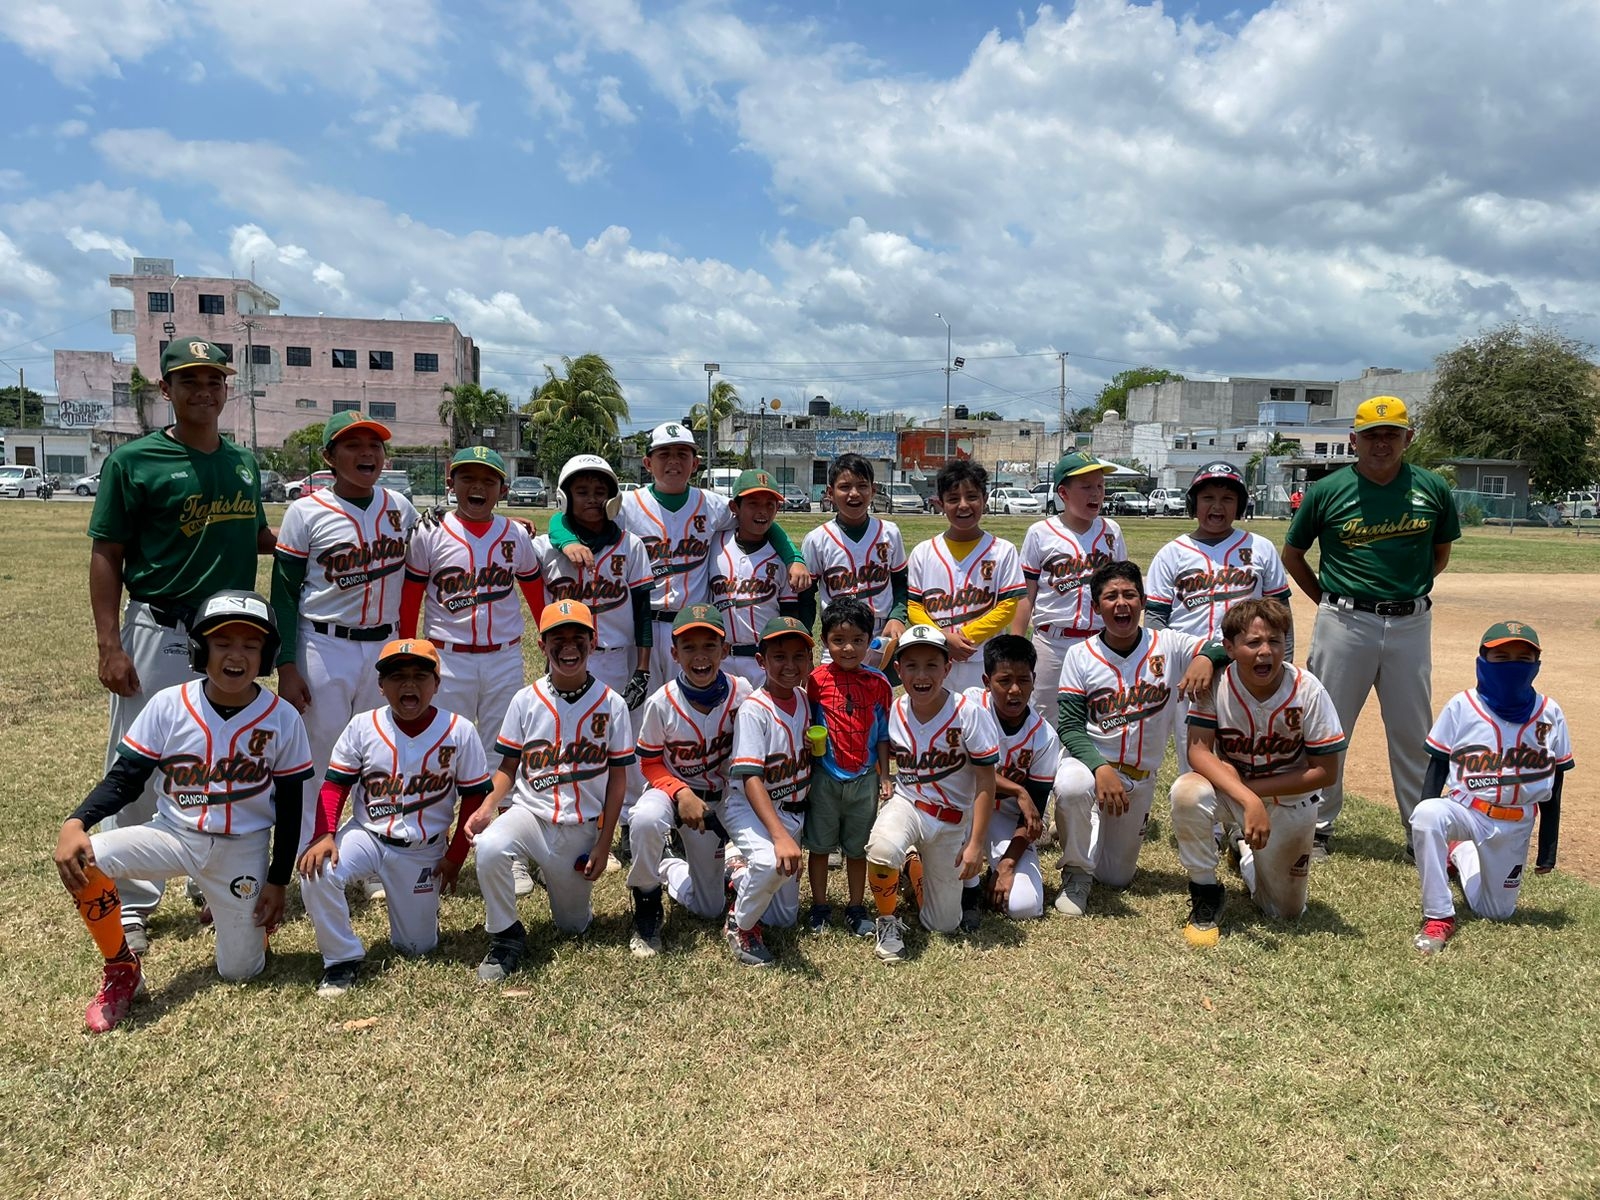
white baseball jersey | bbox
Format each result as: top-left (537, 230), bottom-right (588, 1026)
top-left (1187, 664), bottom-right (1347, 800)
top-left (729, 688), bottom-right (814, 808)
top-left (709, 531), bottom-right (796, 647)
top-left (964, 687), bottom-right (1061, 817)
top-left (495, 679), bottom-right (634, 824)
top-left (886, 691), bottom-right (1001, 815)
top-left (1058, 628), bottom-right (1209, 775)
top-left (536, 529), bottom-right (653, 651)
top-left (1020, 516), bottom-right (1126, 632)
top-left (118, 680), bottom-right (313, 836)
top-left (907, 532), bottom-right (1026, 630)
top-left (278, 488), bottom-right (419, 626)
top-left (405, 514), bottom-right (540, 647)
top-left (326, 706), bottom-right (493, 843)
top-left (1146, 531), bottom-right (1291, 639)
top-left (621, 486), bottom-right (735, 612)
top-left (638, 675), bottom-right (754, 797)
top-left (801, 517), bottom-right (907, 630)
top-left (1425, 691), bottom-right (1574, 810)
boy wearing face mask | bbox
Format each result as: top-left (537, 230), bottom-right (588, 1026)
top-left (1409, 621), bottom-right (1573, 955)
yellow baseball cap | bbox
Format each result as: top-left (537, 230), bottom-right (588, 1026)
top-left (1352, 396), bottom-right (1410, 431)
top-left (539, 599), bottom-right (596, 634)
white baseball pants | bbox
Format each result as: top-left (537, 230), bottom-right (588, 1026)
top-left (437, 645), bottom-right (525, 762)
top-left (1054, 759), bottom-right (1156, 889)
top-left (588, 645), bottom-right (635, 695)
top-left (1029, 629), bottom-right (1092, 723)
top-left (986, 809), bottom-right (1045, 920)
top-left (474, 807), bottom-right (602, 934)
top-left (295, 628), bottom-right (386, 845)
top-left (627, 787), bottom-right (727, 920)
top-left (300, 824), bottom-right (446, 966)
top-left (864, 795), bottom-right (971, 934)
top-left (724, 795), bottom-right (803, 931)
top-left (943, 655), bottom-right (984, 694)
top-left (1412, 797), bottom-right (1535, 921)
top-left (91, 817), bottom-right (270, 981)
top-left (1169, 773), bottom-right (1318, 919)
top-left (721, 655), bottom-right (766, 688)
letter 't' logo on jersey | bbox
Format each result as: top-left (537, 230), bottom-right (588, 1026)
top-left (438, 746), bottom-right (455, 769)
top-left (611, 556), bottom-right (624, 576)
top-left (1536, 722), bottom-right (1551, 746)
top-left (946, 730), bottom-right (961, 749)
top-left (877, 542), bottom-right (889, 563)
top-left (501, 542), bottom-right (515, 563)
top-left (1017, 749), bottom-right (1033, 771)
top-left (981, 560), bottom-right (994, 581)
top-left (388, 511), bottom-right (402, 531)
top-left (1239, 547), bottom-right (1253, 565)
top-left (592, 713), bottom-right (609, 738)
top-left (694, 515), bottom-right (706, 534)
top-left (1149, 655), bottom-right (1165, 679)
top-left (1285, 707), bottom-right (1302, 731)
top-left (248, 729), bottom-right (274, 755)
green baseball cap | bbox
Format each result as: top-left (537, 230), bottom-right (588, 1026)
top-left (160, 337), bottom-right (236, 378)
top-left (732, 469), bottom-right (783, 502)
top-left (1481, 620), bottom-right (1540, 652)
top-left (758, 615), bottom-right (813, 647)
top-left (449, 446), bottom-right (508, 481)
top-left (1053, 450), bottom-right (1117, 486)
top-left (672, 604), bottom-right (727, 639)
top-left (322, 410), bottom-right (393, 448)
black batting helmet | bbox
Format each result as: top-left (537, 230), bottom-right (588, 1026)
top-left (1186, 461), bottom-right (1248, 517)
top-left (187, 590), bottom-right (281, 674)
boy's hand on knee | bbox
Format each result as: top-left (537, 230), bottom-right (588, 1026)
top-left (434, 858), bottom-right (463, 895)
top-left (253, 883), bottom-right (285, 931)
top-left (53, 820), bottom-right (95, 892)
top-left (1240, 795), bottom-right (1272, 850)
top-left (580, 844), bottom-right (609, 881)
top-left (297, 834), bottom-right (337, 879)
top-left (676, 789), bottom-right (706, 831)
top-left (988, 860), bottom-right (1014, 908)
top-left (775, 832), bottom-right (802, 876)
top-left (464, 804), bottom-right (496, 842)
top-left (955, 841), bottom-right (984, 880)
top-left (1094, 765), bottom-right (1129, 816)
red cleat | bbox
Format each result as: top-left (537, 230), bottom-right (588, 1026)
top-left (1413, 916), bottom-right (1457, 956)
top-left (85, 961), bottom-right (145, 1033)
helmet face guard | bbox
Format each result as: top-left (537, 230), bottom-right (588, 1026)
top-left (187, 590), bottom-right (280, 674)
top-left (1186, 462), bottom-right (1249, 518)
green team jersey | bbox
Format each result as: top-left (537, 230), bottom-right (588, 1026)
top-left (1285, 462), bottom-right (1460, 601)
top-left (87, 427), bottom-right (266, 607)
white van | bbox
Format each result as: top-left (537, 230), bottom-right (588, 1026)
top-left (703, 468), bottom-right (741, 497)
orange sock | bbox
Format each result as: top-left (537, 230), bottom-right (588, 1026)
top-left (904, 851), bottom-right (925, 909)
top-left (868, 864), bottom-right (900, 916)
top-left (72, 865), bottom-right (135, 963)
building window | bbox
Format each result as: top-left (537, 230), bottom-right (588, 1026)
top-left (1306, 388), bottom-right (1333, 405)
top-left (775, 466), bottom-right (795, 484)
top-left (198, 293), bottom-right (225, 315)
top-left (369, 401), bottom-right (397, 420)
top-left (147, 292), bottom-right (171, 313)
top-left (414, 352), bottom-right (439, 373)
top-left (1173, 438), bottom-right (1185, 449)
top-left (1235, 440), bottom-right (1248, 451)
top-left (332, 399), bottom-right (361, 413)
top-left (332, 349), bottom-right (357, 369)
top-left (369, 350), bottom-right (394, 371)
top-left (113, 382), bottom-right (130, 407)
top-left (213, 342), bottom-right (233, 362)
top-left (46, 453), bottom-right (88, 476)
top-left (158, 339), bottom-right (170, 359)
top-left (1314, 442), bottom-right (1328, 456)
top-left (1481, 474), bottom-right (1508, 496)
top-left (286, 346), bottom-right (312, 367)
top-left (250, 344), bottom-right (271, 366)
top-left (1268, 387), bottom-right (1296, 403)
top-left (295, 398), bottom-right (318, 409)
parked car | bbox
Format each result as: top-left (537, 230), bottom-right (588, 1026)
top-left (73, 472), bottom-right (102, 496)
top-left (780, 487), bottom-right (810, 513)
top-left (1106, 490), bottom-right (1151, 516)
top-left (990, 486), bottom-right (1042, 515)
top-left (258, 470), bottom-right (287, 502)
top-left (378, 469), bottom-right (413, 501)
top-left (286, 471), bottom-right (335, 500)
top-left (1558, 490), bottom-right (1597, 519)
top-left (1146, 487), bottom-right (1187, 516)
top-left (618, 481), bottom-right (642, 496)
top-left (1030, 483), bottom-right (1058, 515)
top-left (507, 476), bottom-right (548, 506)
top-left (872, 482), bottom-right (925, 514)
top-left (0, 464), bottom-right (51, 498)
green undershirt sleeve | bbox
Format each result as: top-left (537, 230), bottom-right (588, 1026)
top-left (1058, 692), bottom-right (1107, 771)
top-left (270, 552), bottom-right (308, 666)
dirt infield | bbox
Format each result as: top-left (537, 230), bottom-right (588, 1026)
top-left (1286, 574), bottom-right (1599, 882)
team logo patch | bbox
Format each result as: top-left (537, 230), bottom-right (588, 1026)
top-left (414, 868), bottom-right (435, 895)
top-left (592, 713), bottom-right (610, 738)
top-left (1017, 749), bottom-right (1033, 771)
top-left (946, 730), bottom-right (961, 749)
top-left (248, 729), bottom-right (275, 755)
top-left (1285, 707), bottom-right (1303, 731)
top-left (693, 515), bottom-right (706, 534)
top-left (1505, 864), bottom-right (1524, 889)
top-left (501, 542), bottom-right (515, 563)
top-left (237, 465), bottom-right (254, 485)
top-left (1536, 722), bottom-right (1551, 746)
top-left (1290, 853), bottom-right (1310, 878)
top-left (229, 875), bottom-right (260, 900)
top-left (766, 562), bottom-right (778, 581)
top-left (981, 560), bottom-right (995, 581)
top-left (611, 557), bottom-right (624, 576)
top-left (439, 746), bottom-right (455, 769)
top-left (388, 511), bottom-right (402, 531)
top-left (1239, 547), bottom-right (1252, 565)
top-left (1149, 655), bottom-right (1165, 679)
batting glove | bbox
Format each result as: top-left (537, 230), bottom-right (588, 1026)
top-left (622, 670), bottom-right (650, 710)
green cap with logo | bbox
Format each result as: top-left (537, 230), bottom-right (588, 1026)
top-left (1053, 450), bottom-right (1117, 486)
top-left (160, 337), bottom-right (237, 379)
top-left (449, 446), bottom-right (508, 481)
top-left (672, 604), bottom-right (727, 639)
top-left (1481, 620), bottom-right (1540, 653)
top-left (733, 469), bottom-right (783, 501)
top-left (322, 410), bottom-right (393, 448)
top-left (758, 615), bottom-right (814, 648)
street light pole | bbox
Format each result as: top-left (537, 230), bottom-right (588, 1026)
top-left (703, 362), bottom-right (719, 480)
top-left (935, 313), bottom-right (951, 462)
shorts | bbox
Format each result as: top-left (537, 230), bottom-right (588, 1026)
top-left (802, 770), bottom-right (879, 859)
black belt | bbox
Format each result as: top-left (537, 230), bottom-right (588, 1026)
top-left (143, 601), bottom-right (198, 629)
top-left (729, 645), bottom-right (760, 658)
top-left (376, 831), bottom-right (443, 849)
top-left (779, 800), bottom-right (809, 815)
top-left (673, 788), bottom-right (724, 808)
top-left (651, 609), bottom-right (678, 623)
top-left (1325, 594), bottom-right (1432, 618)
top-left (310, 620), bottom-right (394, 642)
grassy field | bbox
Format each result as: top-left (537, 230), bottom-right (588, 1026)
top-left (4, 503), bottom-right (1600, 1199)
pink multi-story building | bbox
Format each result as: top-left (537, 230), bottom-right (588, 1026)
top-left (90, 256), bottom-right (477, 450)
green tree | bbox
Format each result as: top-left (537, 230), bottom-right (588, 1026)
top-left (973, 409), bottom-right (1004, 421)
top-left (128, 366), bottom-right (155, 433)
top-left (688, 379), bottom-right (741, 434)
top-left (281, 420), bottom-right (326, 474)
top-left (525, 354), bottom-right (630, 443)
top-left (536, 417), bottom-right (617, 481)
top-left (1420, 320), bottom-right (1600, 496)
top-left (1246, 433), bottom-right (1302, 485)
top-left (0, 385), bottom-right (45, 428)
top-left (438, 382), bottom-right (511, 450)
top-left (1095, 367), bottom-right (1184, 419)
top-left (1067, 405), bottom-right (1100, 433)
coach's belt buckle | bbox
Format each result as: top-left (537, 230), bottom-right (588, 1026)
top-left (1374, 600), bottom-right (1414, 617)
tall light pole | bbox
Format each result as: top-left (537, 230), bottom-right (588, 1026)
top-left (935, 313), bottom-right (951, 462)
top-left (703, 362), bottom-right (719, 479)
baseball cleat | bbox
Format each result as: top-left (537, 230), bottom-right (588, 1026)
top-left (806, 903), bottom-right (833, 935)
top-left (121, 917), bottom-right (149, 957)
top-left (1414, 916), bottom-right (1457, 955)
top-left (316, 959), bottom-right (361, 998)
top-left (85, 961), bottom-right (145, 1034)
top-left (1183, 881), bottom-right (1226, 948)
top-left (629, 887), bottom-right (664, 958)
top-left (844, 904), bottom-right (875, 938)
top-left (477, 927), bottom-right (527, 983)
top-left (1310, 831), bottom-right (1332, 862)
top-left (512, 858), bottom-right (541, 897)
top-left (874, 915), bottom-right (907, 964)
top-left (725, 917), bottom-right (775, 967)
top-left (959, 889), bottom-right (982, 934)
top-left (362, 877), bottom-right (387, 904)
top-left (1054, 870), bottom-right (1093, 917)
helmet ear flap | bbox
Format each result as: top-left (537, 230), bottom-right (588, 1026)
top-left (188, 633), bottom-right (208, 673)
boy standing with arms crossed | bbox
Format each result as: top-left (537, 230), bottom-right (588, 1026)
top-left (709, 469), bottom-right (801, 684)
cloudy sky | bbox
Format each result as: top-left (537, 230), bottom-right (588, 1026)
top-left (2, 0), bottom-right (1596, 431)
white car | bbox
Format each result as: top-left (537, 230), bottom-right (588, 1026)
top-left (872, 482), bottom-right (924, 514)
top-left (1559, 490), bottom-right (1597, 519)
top-left (990, 486), bottom-right (1043, 515)
top-left (0, 464), bottom-right (50, 498)
top-left (74, 473), bottom-right (102, 496)
top-left (1030, 483), bottom-right (1058, 515)
top-left (1146, 487), bottom-right (1187, 516)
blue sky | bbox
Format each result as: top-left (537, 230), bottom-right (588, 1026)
top-left (2, 0), bottom-right (1597, 432)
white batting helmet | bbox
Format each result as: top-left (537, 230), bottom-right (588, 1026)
top-left (555, 454), bottom-right (623, 519)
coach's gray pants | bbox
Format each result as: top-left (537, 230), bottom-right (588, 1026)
top-left (103, 601), bottom-right (203, 920)
top-left (1304, 600), bottom-right (1433, 839)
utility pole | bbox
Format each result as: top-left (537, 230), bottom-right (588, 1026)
top-left (703, 363), bottom-right (719, 477)
top-left (244, 320), bottom-right (257, 453)
top-left (935, 313), bottom-right (951, 462)
top-left (1057, 351), bottom-right (1068, 462)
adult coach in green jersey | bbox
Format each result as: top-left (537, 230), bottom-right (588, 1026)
top-left (87, 337), bottom-right (276, 950)
top-left (1282, 396), bottom-right (1460, 859)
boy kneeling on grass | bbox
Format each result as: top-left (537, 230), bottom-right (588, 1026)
top-left (1170, 599), bottom-right (1346, 947)
top-left (1409, 620), bottom-right (1573, 955)
top-left (53, 591), bottom-right (312, 1032)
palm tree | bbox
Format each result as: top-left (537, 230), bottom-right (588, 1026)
top-left (525, 354), bottom-right (630, 440)
top-left (688, 379), bottom-right (741, 465)
top-left (438, 382), bottom-right (511, 449)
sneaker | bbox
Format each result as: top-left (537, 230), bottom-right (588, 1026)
top-left (476, 926), bottom-right (527, 983)
top-left (121, 917), bottom-right (149, 957)
top-left (1414, 915), bottom-right (1456, 955)
top-left (316, 959), bottom-right (362, 998)
top-left (1183, 881), bottom-right (1226, 948)
top-left (844, 904), bottom-right (875, 937)
top-left (613, 820), bottom-right (633, 867)
top-left (363, 877), bottom-right (387, 904)
top-left (629, 887), bottom-right (664, 959)
top-left (1310, 830), bottom-right (1331, 862)
top-left (959, 890), bottom-right (982, 934)
top-left (512, 858), bottom-right (540, 897)
top-left (85, 961), bottom-right (145, 1034)
top-left (807, 902), bottom-right (833, 935)
top-left (874, 914), bottom-right (907, 964)
top-left (726, 916), bottom-right (775, 967)
top-left (1054, 870), bottom-right (1093, 917)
